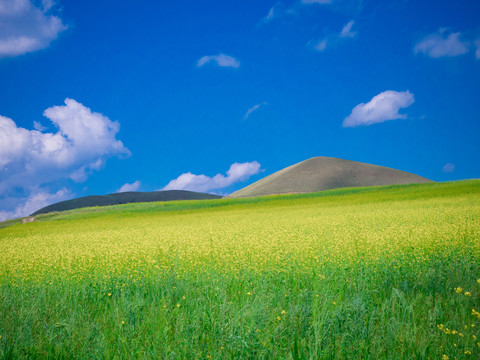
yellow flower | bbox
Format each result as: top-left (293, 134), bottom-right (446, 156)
top-left (455, 287), bottom-right (463, 293)
top-left (477, 279), bottom-right (480, 285)
top-left (281, 310), bottom-right (287, 315)
top-left (464, 291), bottom-right (472, 296)
top-left (176, 303), bottom-right (181, 308)
top-left (465, 350), bottom-right (471, 355)
top-left (121, 321), bottom-right (125, 325)
top-left (277, 316), bottom-right (281, 321)
top-left (108, 292), bottom-right (112, 296)
top-left (442, 355), bottom-right (449, 360)
top-left (247, 292), bottom-right (252, 296)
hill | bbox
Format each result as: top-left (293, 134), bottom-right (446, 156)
top-left (229, 156), bottom-right (433, 198)
top-left (31, 190), bottom-right (222, 216)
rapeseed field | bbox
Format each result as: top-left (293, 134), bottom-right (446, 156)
top-left (0, 181), bottom-right (479, 359)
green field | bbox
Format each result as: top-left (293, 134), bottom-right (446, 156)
top-left (1, 181), bottom-right (480, 359)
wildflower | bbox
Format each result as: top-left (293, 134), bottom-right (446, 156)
top-left (121, 321), bottom-right (125, 325)
top-left (281, 310), bottom-right (287, 315)
top-left (442, 355), bottom-right (449, 360)
top-left (277, 316), bottom-right (281, 320)
top-left (176, 303), bottom-right (181, 308)
top-left (455, 287), bottom-right (463, 294)
top-left (108, 293), bottom-right (112, 296)
top-left (465, 350), bottom-right (471, 355)
top-left (477, 279), bottom-right (480, 285)
top-left (247, 292), bottom-right (252, 296)
top-left (464, 292), bottom-right (472, 296)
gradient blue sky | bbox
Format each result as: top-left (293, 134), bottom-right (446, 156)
top-left (0, 0), bottom-right (479, 220)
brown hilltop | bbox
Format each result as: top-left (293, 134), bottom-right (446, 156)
top-left (229, 157), bottom-right (433, 198)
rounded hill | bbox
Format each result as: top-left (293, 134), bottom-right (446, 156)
top-left (31, 190), bottom-right (222, 216)
top-left (229, 157), bottom-right (433, 198)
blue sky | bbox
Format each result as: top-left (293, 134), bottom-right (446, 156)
top-left (0, 0), bottom-right (479, 220)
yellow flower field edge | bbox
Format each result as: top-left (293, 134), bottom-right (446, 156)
top-left (0, 180), bottom-right (479, 358)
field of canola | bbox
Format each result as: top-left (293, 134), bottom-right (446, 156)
top-left (1, 180), bottom-right (480, 359)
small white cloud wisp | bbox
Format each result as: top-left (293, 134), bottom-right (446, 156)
top-left (0, 0), bottom-right (67, 57)
top-left (244, 102), bottom-right (267, 120)
top-left (340, 21), bottom-right (357, 38)
top-left (414, 29), bottom-right (469, 58)
top-left (117, 180), bottom-right (141, 193)
top-left (197, 54), bottom-right (240, 68)
top-left (163, 161), bottom-right (262, 193)
top-left (442, 163), bottom-right (455, 173)
top-left (343, 90), bottom-right (415, 128)
top-left (311, 19), bottom-right (356, 52)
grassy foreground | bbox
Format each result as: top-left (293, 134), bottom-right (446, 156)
top-left (1, 181), bottom-right (479, 359)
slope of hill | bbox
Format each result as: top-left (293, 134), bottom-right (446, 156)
top-left (230, 156), bottom-right (433, 198)
top-left (31, 190), bottom-right (222, 216)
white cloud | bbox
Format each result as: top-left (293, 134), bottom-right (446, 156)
top-left (310, 19), bottom-right (357, 52)
top-left (262, 3), bottom-right (279, 23)
top-left (343, 90), bottom-right (415, 128)
top-left (244, 102), bottom-right (267, 120)
top-left (313, 39), bottom-right (327, 52)
top-left (442, 163), bottom-right (455, 173)
top-left (163, 161), bottom-right (262, 193)
top-left (414, 29), bottom-right (469, 58)
top-left (302, 0), bottom-right (332, 4)
top-left (340, 20), bottom-right (356, 38)
top-left (197, 54), bottom-right (240, 68)
top-left (0, 188), bottom-right (71, 221)
top-left (0, 0), bottom-right (67, 57)
top-left (117, 180), bottom-right (141, 193)
top-left (0, 99), bottom-right (130, 220)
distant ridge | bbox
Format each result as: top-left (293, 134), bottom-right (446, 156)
top-left (32, 190), bottom-right (222, 216)
top-left (229, 157), bottom-right (433, 198)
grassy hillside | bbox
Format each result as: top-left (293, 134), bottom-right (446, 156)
top-left (31, 190), bottom-right (222, 216)
top-left (230, 156), bottom-right (432, 198)
top-left (1, 180), bottom-right (479, 359)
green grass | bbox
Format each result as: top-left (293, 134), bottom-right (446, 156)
top-left (0, 180), bottom-right (479, 359)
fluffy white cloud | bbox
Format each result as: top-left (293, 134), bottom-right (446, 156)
top-left (340, 20), bottom-right (356, 38)
top-left (442, 163), bottom-right (455, 173)
top-left (117, 180), bottom-right (141, 193)
top-left (197, 54), bottom-right (240, 68)
top-left (0, 99), bottom-right (130, 220)
top-left (343, 90), bottom-right (414, 128)
top-left (0, 188), bottom-right (71, 221)
top-left (163, 161), bottom-right (261, 193)
top-left (0, 0), bottom-right (67, 57)
top-left (244, 102), bottom-right (267, 120)
top-left (414, 29), bottom-right (469, 58)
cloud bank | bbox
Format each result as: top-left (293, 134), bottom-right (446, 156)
top-left (0, 98), bottom-right (130, 220)
top-left (117, 180), bottom-right (141, 193)
top-left (0, 0), bottom-right (67, 57)
top-left (163, 161), bottom-right (261, 193)
top-left (414, 29), bottom-right (469, 58)
top-left (343, 90), bottom-right (414, 127)
top-left (197, 54), bottom-right (240, 68)
top-left (0, 188), bottom-right (70, 221)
